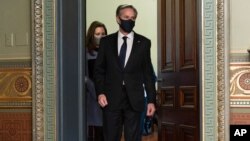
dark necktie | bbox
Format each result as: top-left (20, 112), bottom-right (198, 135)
top-left (119, 36), bottom-right (127, 68)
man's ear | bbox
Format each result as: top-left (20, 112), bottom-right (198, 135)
top-left (116, 16), bottom-right (120, 24)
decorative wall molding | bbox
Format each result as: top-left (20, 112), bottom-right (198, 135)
top-left (203, 0), bottom-right (218, 140)
top-left (217, 0), bottom-right (228, 140)
top-left (230, 53), bottom-right (249, 62)
top-left (0, 60), bottom-right (31, 68)
top-left (32, 0), bottom-right (44, 140)
top-left (44, 0), bottom-right (56, 140)
top-left (33, 0), bottom-right (56, 140)
top-left (0, 68), bottom-right (32, 100)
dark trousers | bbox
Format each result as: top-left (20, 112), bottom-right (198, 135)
top-left (88, 126), bottom-right (104, 141)
top-left (103, 86), bottom-right (142, 141)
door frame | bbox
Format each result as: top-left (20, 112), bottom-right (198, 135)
top-left (32, 0), bottom-right (87, 141)
top-left (198, 0), bottom-right (230, 140)
top-left (32, 0), bottom-right (229, 140)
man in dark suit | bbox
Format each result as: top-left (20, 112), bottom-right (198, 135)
top-left (94, 4), bottom-right (156, 141)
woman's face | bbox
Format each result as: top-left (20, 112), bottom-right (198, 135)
top-left (94, 27), bottom-right (106, 46)
top-left (94, 27), bottom-right (106, 37)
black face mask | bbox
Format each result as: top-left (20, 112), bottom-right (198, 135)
top-left (119, 18), bottom-right (135, 33)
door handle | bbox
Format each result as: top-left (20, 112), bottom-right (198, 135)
top-left (157, 78), bottom-right (163, 82)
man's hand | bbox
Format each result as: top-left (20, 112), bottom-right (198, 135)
top-left (147, 103), bottom-right (156, 117)
top-left (98, 94), bottom-right (108, 107)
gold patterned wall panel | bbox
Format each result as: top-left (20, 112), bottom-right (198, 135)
top-left (230, 63), bottom-right (250, 107)
top-left (0, 68), bottom-right (32, 140)
top-left (0, 68), bottom-right (31, 101)
top-left (229, 62), bottom-right (250, 124)
top-left (0, 0), bottom-right (31, 60)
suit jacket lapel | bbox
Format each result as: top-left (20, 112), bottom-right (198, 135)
top-left (124, 33), bottom-right (140, 70)
top-left (111, 32), bottom-right (122, 70)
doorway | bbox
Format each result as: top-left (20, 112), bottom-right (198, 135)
top-left (30, 0), bottom-right (228, 140)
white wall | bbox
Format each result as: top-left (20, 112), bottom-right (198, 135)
top-left (86, 0), bottom-right (158, 73)
top-left (230, 0), bottom-right (250, 53)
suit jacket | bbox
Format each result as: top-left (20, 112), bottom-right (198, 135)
top-left (94, 32), bottom-right (156, 112)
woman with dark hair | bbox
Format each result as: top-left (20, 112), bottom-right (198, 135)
top-left (86, 21), bottom-right (107, 79)
top-left (86, 21), bottom-right (107, 141)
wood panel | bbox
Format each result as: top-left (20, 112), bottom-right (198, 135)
top-left (179, 0), bottom-right (197, 70)
top-left (179, 124), bottom-right (196, 141)
top-left (161, 0), bottom-right (176, 72)
top-left (179, 86), bottom-right (197, 109)
top-left (161, 86), bottom-right (175, 108)
top-left (159, 122), bottom-right (176, 141)
top-left (0, 111), bottom-right (32, 141)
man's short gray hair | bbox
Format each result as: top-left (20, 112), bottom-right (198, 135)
top-left (116, 4), bottom-right (138, 18)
